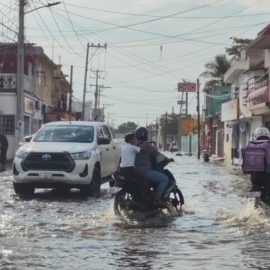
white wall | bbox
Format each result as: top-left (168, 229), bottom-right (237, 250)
top-left (250, 116), bottom-right (263, 140)
top-left (0, 93), bottom-right (17, 160)
top-left (265, 50), bottom-right (270, 70)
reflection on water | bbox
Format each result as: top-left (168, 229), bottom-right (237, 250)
top-left (1, 157), bottom-right (270, 269)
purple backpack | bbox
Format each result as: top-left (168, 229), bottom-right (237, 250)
top-left (242, 140), bottom-right (270, 173)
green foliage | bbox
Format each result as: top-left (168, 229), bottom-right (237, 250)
top-left (225, 37), bottom-right (253, 60)
top-left (159, 113), bottom-right (179, 137)
top-left (200, 54), bottom-right (232, 88)
top-left (118, 121), bottom-right (138, 134)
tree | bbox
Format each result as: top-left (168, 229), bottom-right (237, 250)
top-left (159, 113), bottom-right (179, 138)
top-left (226, 37), bottom-right (253, 61)
top-left (118, 121), bottom-right (138, 134)
top-left (200, 54), bottom-right (232, 88)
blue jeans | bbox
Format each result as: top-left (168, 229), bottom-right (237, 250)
top-left (145, 170), bottom-right (169, 198)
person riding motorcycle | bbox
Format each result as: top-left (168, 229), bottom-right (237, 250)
top-left (119, 133), bottom-right (151, 201)
top-left (254, 127), bottom-right (270, 141)
top-left (247, 127), bottom-right (270, 190)
top-left (134, 127), bottom-right (174, 207)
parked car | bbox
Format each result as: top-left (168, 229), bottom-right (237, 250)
top-left (169, 142), bottom-right (178, 153)
top-left (12, 121), bottom-right (123, 196)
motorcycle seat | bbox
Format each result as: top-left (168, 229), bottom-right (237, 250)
top-left (113, 171), bottom-right (131, 178)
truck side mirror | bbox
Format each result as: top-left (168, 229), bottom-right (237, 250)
top-left (25, 136), bottom-right (32, 142)
top-left (98, 137), bottom-right (110, 145)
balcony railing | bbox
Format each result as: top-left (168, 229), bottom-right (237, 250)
top-left (0, 73), bottom-right (31, 91)
top-left (247, 79), bottom-right (269, 108)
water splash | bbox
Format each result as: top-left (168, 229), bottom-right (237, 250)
top-left (216, 199), bottom-right (270, 233)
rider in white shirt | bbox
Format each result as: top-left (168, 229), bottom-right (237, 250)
top-left (120, 133), bottom-right (151, 200)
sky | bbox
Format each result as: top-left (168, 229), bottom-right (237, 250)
top-left (1, 0), bottom-right (270, 127)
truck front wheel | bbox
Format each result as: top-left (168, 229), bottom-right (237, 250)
top-left (81, 167), bottom-right (101, 197)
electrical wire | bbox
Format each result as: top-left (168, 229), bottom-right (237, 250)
top-left (63, 3), bottom-right (270, 20)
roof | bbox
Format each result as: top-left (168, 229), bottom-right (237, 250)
top-left (258, 23), bottom-right (270, 36)
top-left (44, 121), bottom-right (105, 126)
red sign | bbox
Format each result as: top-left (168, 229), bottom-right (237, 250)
top-left (178, 82), bottom-right (196, 92)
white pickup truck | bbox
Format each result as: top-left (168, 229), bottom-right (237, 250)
top-left (12, 121), bottom-right (123, 196)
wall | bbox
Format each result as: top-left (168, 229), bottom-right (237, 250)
top-left (0, 93), bottom-right (17, 160)
top-left (35, 57), bottom-right (54, 105)
top-left (181, 133), bottom-right (198, 155)
top-left (250, 116), bottom-right (263, 140)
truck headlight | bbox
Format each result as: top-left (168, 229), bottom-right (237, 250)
top-left (70, 150), bottom-right (91, 160)
top-left (15, 150), bottom-right (28, 160)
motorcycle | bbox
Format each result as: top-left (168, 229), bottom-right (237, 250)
top-left (112, 159), bottom-right (184, 217)
top-left (242, 139), bottom-right (270, 205)
top-left (202, 149), bottom-right (209, 162)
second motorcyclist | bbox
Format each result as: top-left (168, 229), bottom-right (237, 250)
top-left (135, 127), bottom-right (173, 207)
top-left (242, 127), bottom-right (270, 191)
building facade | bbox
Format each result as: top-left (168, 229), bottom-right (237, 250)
top-left (0, 43), bottom-right (75, 159)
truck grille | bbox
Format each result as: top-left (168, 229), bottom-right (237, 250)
top-left (22, 152), bottom-right (75, 172)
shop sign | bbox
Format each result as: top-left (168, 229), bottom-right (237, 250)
top-left (44, 113), bottom-right (58, 123)
top-left (25, 97), bottom-right (34, 114)
top-left (177, 100), bottom-right (185, 105)
top-left (178, 82), bottom-right (196, 92)
top-left (221, 99), bottom-right (238, 122)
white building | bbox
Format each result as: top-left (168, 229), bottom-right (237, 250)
top-left (223, 25), bottom-right (270, 164)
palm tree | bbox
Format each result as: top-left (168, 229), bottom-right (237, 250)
top-left (200, 54), bottom-right (232, 88)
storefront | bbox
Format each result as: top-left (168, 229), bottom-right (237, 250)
top-left (221, 99), bottom-right (239, 164)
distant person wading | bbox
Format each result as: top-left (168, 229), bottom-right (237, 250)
top-left (0, 133), bottom-right (8, 172)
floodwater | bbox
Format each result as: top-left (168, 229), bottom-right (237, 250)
top-left (1, 154), bottom-right (270, 270)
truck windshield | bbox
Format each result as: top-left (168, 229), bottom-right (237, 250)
top-left (34, 125), bottom-right (94, 143)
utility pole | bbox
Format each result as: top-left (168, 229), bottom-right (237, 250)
top-left (178, 92), bottom-right (184, 154)
top-left (172, 106), bottom-right (174, 143)
top-left (69, 65), bottom-right (73, 121)
top-left (94, 69), bottom-right (99, 110)
top-left (186, 92), bottom-right (188, 117)
top-left (82, 43), bottom-right (107, 120)
top-left (156, 117), bottom-right (158, 146)
top-left (16, 0), bottom-right (26, 147)
top-left (82, 43), bottom-right (90, 121)
top-left (102, 103), bottom-right (113, 122)
top-left (164, 112), bottom-right (167, 151)
top-left (197, 78), bottom-right (201, 160)
top-left (95, 84), bottom-right (111, 109)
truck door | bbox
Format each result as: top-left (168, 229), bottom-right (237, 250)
top-left (102, 125), bottom-right (115, 175)
top-left (97, 125), bottom-right (110, 178)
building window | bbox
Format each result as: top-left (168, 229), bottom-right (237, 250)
top-left (24, 116), bottom-right (30, 136)
top-left (0, 115), bottom-right (15, 135)
top-left (31, 119), bottom-right (38, 135)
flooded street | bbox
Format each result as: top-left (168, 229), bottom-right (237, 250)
top-left (1, 155), bottom-right (270, 270)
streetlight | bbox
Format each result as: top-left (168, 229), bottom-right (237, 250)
top-left (25, 2), bottom-right (61, 14)
top-left (16, 1), bottom-right (61, 148)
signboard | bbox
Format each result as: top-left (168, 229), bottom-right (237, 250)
top-left (221, 99), bottom-right (238, 122)
top-left (44, 113), bottom-right (58, 123)
top-left (178, 82), bottom-right (196, 92)
top-left (25, 97), bottom-right (34, 114)
top-left (177, 100), bottom-right (185, 105)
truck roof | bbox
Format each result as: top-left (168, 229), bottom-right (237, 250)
top-left (43, 121), bottom-right (107, 127)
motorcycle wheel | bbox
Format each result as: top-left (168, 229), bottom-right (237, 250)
top-left (169, 187), bottom-right (184, 213)
top-left (114, 189), bottom-right (134, 217)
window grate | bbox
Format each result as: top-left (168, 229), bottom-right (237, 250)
top-left (0, 115), bottom-right (15, 135)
